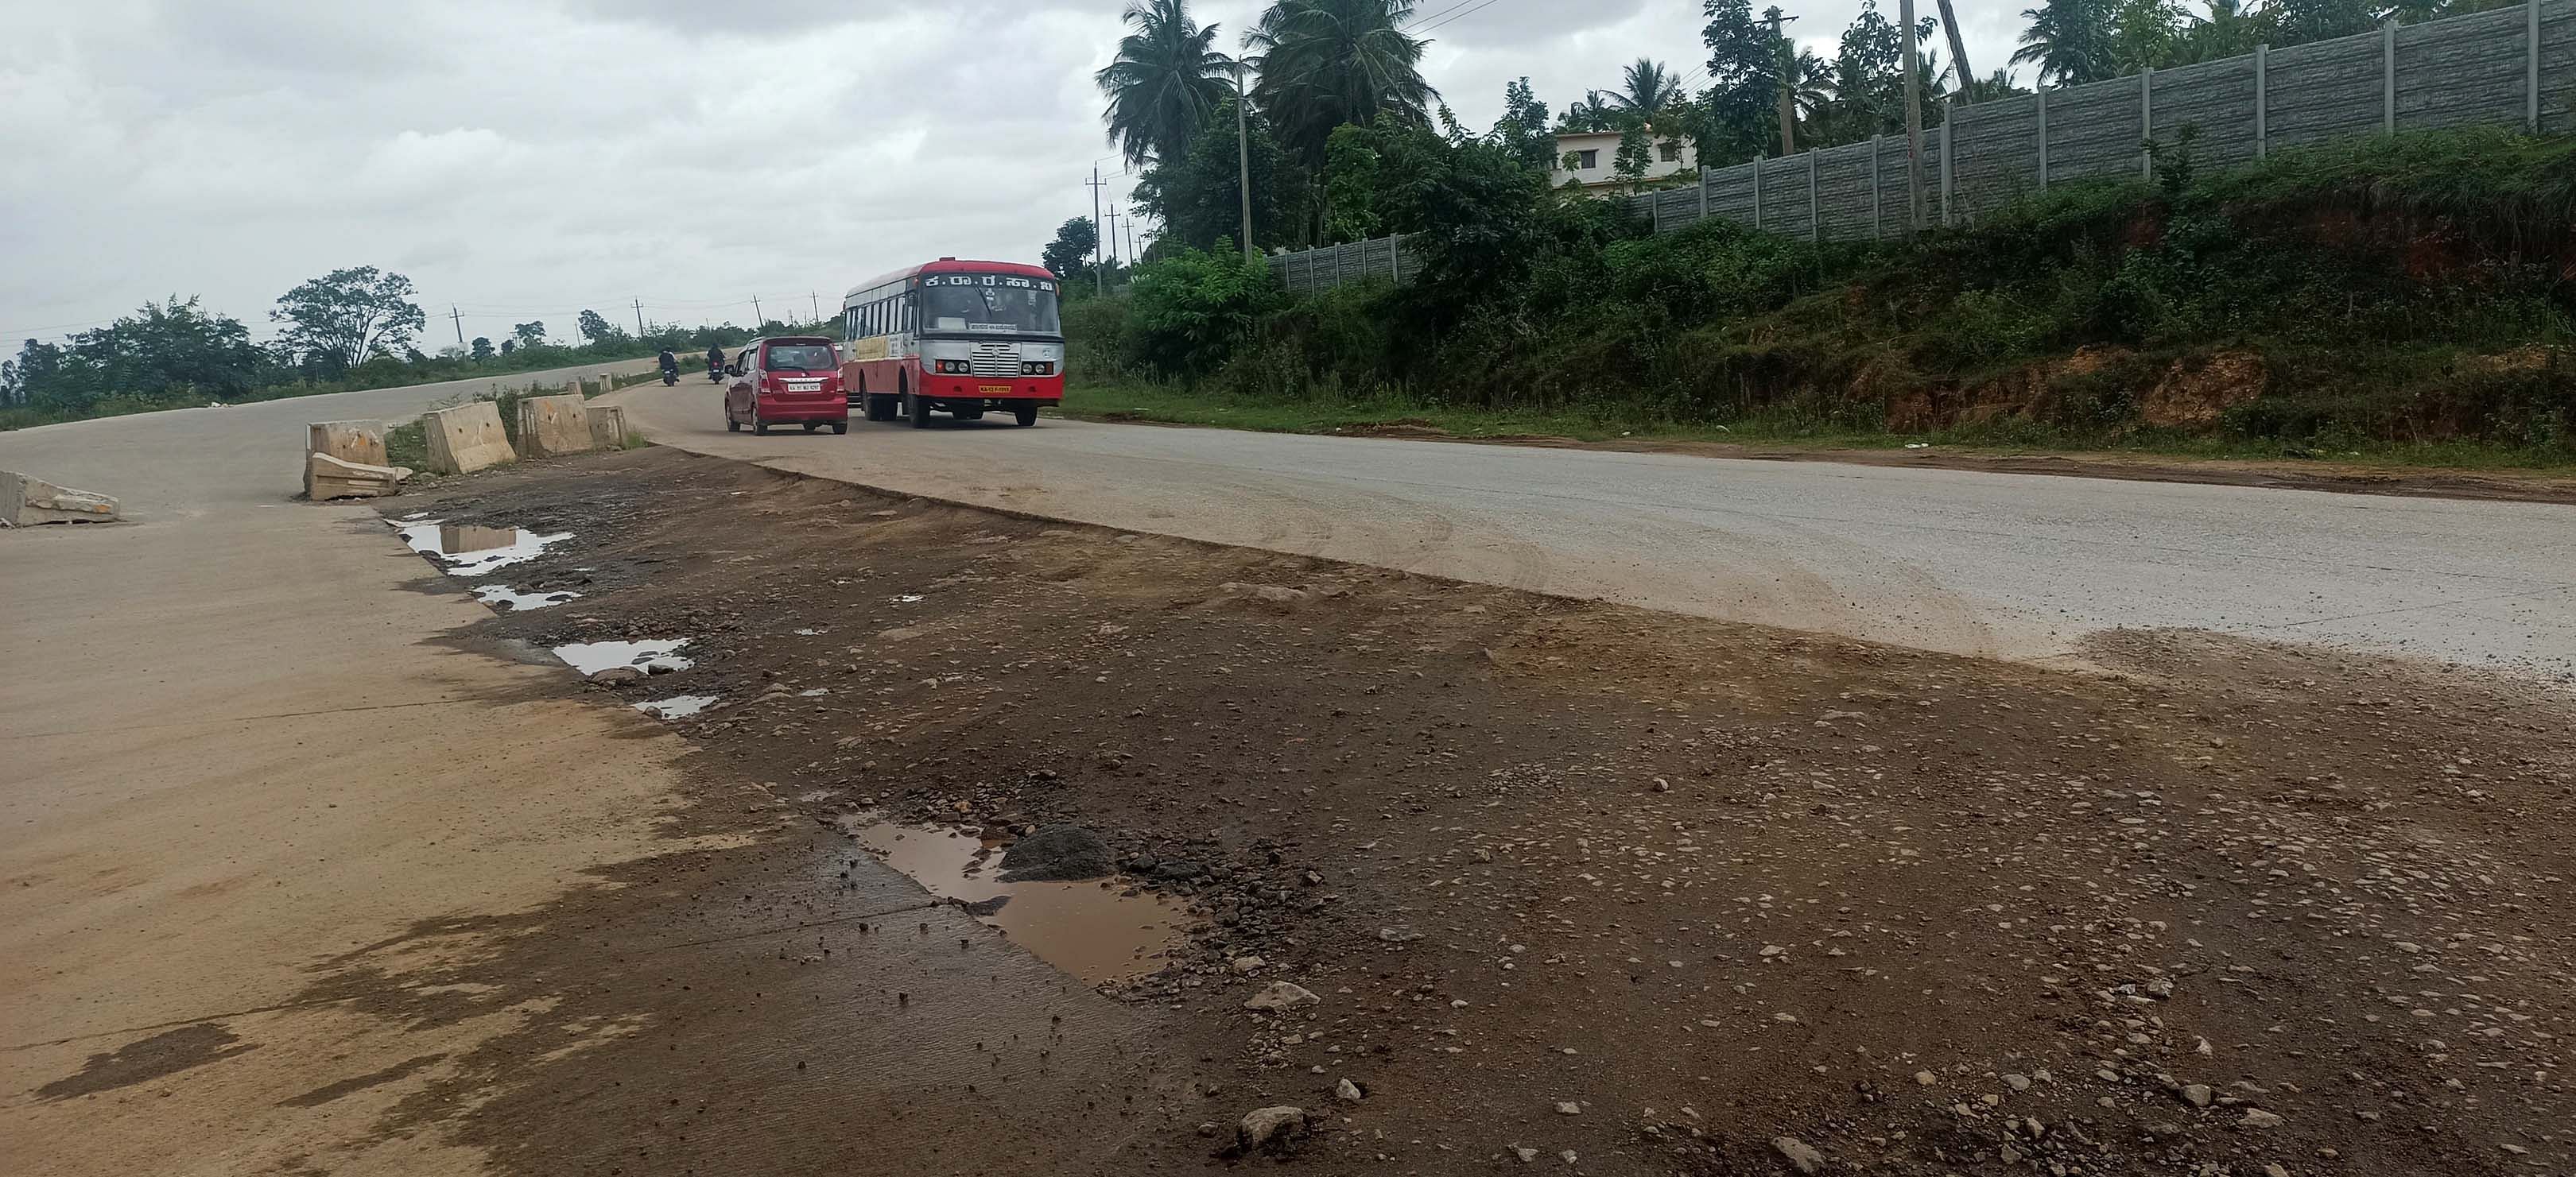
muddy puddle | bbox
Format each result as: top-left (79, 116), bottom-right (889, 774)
top-left (392, 519), bottom-right (573, 576)
top-left (553, 638), bottom-right (693, 676)
top-left (840, 818), bottom-right (1188, 984)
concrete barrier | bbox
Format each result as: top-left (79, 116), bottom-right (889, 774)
top-left (421, 401), bottom-right (515, 474)
top-left (2, 470), bottom-right (122, 526)
top-left (586, 403), bottom-right (630, 451)
top-left (305, 420), bottom-right (386, 467)
top-left (306, 453), bottom-right (411, 500)
top-left (514, 393), bottom-right (595, 458)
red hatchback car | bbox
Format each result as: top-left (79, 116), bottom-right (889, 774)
top-left (724, 337), bottom-right (848, 435)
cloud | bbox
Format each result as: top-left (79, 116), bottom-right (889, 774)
top-left (0, 0), bottom-right (2033, 345)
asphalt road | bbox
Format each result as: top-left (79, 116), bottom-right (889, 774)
top-left (612, 382), bottom-right (2576, 682)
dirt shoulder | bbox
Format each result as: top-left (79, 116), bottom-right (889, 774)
top-left (1069, 410), bottom-right (2576, 505)
top-left (334, 445), bottom-right (2576, 1177)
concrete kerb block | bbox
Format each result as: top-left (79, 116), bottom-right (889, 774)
top-left (586, 403), bottom-right (630, 451)
top-left (515, 393), bottom-right (596, 458)
top-left (3, 470), bottom-right (122, 526)
top-left (421, 401), bottom-right (515, 475)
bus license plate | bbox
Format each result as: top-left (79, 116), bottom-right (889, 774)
top-left (979, 385), bottom-right (1010, 394)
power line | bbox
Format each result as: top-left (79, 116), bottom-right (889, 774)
top-left (1413, 0), bottom-right (1509, 36)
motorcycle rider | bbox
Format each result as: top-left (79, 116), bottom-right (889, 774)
top-left (705, 343), bottom-right (725, 381)
top-left (657, 347), bottom-right (678, 383)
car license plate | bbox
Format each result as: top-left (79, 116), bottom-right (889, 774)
top-left (979, 384), bottom-right (1010, 394)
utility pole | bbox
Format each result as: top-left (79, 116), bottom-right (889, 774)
top-left (449, 305), bottom-right (464, 347)
top-left (632, 298), bottom-right (646, 339)
top-left (1761, 10), bottom-right (1801, 156)
top-left (1086, 165), bottom-right (1108, 296)
top-left (1104, 206), bottom-right (1123, 274)
top-left (809, 291), bottom-right (820, 324)
top-left (751, 295), bottom-right (763, 327)
top-left (1899, 0), bottom-right (1926, 235)
top-left (1234, 61), bottom-right (1255, 260)
top-left (1126, 215), bottom-right (1140, 267)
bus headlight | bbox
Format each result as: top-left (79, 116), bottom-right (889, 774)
top-left (1020, 361), bottom-right (1053, 375)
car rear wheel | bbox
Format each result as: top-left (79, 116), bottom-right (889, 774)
top-left (752, 411), bottom-right (770, 436)
top-left (830, 422), bottom-right (848, 435)
top-left (1014, 405), bottom-right (1038, 427)
top-left (803, 421), bottom-right (820, 433)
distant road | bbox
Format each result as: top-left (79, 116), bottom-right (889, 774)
top-left (611, 381), bottom-right (2576, 683)
top-left (0, 356), bottom-right (660, 515)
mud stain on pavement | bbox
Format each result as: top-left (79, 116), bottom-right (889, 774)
top-left (842, 819), bottom-right (1189, 982)
top-left (276, 1053), bottom-right (447, 1108)
top-left (35, 1023), bottom-right (257, 1101)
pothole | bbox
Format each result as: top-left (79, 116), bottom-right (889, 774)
top-left (839, 818), bottom-right (1188, 984)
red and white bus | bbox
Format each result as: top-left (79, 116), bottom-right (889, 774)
top-left (839, 258), bottom-right (1065, 428)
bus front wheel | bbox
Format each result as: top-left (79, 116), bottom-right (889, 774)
top-left (1014, 405), bottom-right (1038, 427)
top-left (907, 394), bottom-right (933, 428)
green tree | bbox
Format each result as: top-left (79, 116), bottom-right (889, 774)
top-left (576, 309), bottom-right (623, 343)
top-left (2013, 0), bottom-right (2115, 85)
top-left (2107, 0), bottom-right (2187, 73)
top-left (1493, 77), bottom-right (1556, 172)
top-left (512, 320), bottom-right (547, 347)
top-left (1133, 95), bottom-right (1313, 253)
top-left (1126, 242), bottom-right (1279, 376)
top-left (2274, 0), bottom-right (2376, 43)
top-left (1096, 0), bottom-right (1235, 168)
top-left (1612, 124), bottom-right (1655, 189)
top-left (1700, 0), bottom-right (1787, 162)
top-left (1558, 91), bottom-right (1619, 133)
top-left (1043, 216), bottom-right (1102, 282)
top-left (2173, 0), bottom-right (2271, 63)
top-left (1323, 123), bottom-right (1383, 242)
top-left (8, 299), bottom-right (269, 413)
top-left (471, 336), bottom-right (494, 360)
top-left (1247, 0), bottom-right (1436, 170)
top-left (270, 266), bottom-right (424, 376)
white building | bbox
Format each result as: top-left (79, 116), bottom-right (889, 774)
top-left (1549, 129), bottom-right (1699, 192)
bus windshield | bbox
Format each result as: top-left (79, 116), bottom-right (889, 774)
top-left (921, 275), bottom-right (1060, 336)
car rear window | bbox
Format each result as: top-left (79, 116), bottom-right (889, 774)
top-left (765, 343), bottom-right (835, 372)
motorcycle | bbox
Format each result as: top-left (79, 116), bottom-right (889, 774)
top-left (659, 362), bottom-right (679, 386)
top-left (706, 358), bottom-right (724, 383)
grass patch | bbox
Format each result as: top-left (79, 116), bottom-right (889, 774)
top-left (1065, 379), bottom-right (2576, 473)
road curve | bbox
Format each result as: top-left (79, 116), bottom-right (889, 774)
top-left (610, 381), bottom-right (2576, 682)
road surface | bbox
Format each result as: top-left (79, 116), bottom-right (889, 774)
top-left (611, 383), bottom-right (2576, 682)
top-left (0, 360), bottom-right (1158, 1175)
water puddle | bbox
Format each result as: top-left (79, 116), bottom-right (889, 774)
top-left (635, 695), bottom-right (719, 719)
top-left (471, 584), bottom-right (580, 612)
top-left (393, 519), bottom-right (573, 576)
top-left (841, 818), bottom-right (1188, 984)
top-left (553, 638), bottom-right (693, 676)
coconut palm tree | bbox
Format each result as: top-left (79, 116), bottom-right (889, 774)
top-left (1245, 0), bottom-right (1437, 168)
top-left (2012, 0), bottom-right (2115, 86)
top-left (1605, 58), bottom-right (1688, 122)
top-left (1096, 0), bottom-right (1236, 168)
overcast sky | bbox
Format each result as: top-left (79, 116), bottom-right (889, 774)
top-left (0, 0), bottom-right (2027, 350)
